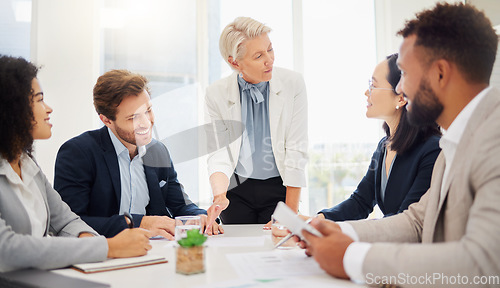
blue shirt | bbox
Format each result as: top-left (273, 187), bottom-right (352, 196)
top-left (108, 128), bottom-right (150, 215)
top-left (235, 75), bottom-right (280, 180)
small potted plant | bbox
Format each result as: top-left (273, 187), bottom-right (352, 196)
top-left (176, 229), bottom-right (207, 275)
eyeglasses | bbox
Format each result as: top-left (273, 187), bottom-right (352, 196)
top-left (368, 79), bottom-right (394, 95)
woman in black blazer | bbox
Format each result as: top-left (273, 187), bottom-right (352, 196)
top-left (318, 54), bottom-right (441, 221)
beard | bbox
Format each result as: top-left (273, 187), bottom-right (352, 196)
top-left (407, 78), bottom-right (444, 127)
top-left (114, 121), bottom-right (154, 147)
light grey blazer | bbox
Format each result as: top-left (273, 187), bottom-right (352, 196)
top-left (0, 156), bottom-right (108, 272)
top-left (348, 87), bottom-right (500, 287)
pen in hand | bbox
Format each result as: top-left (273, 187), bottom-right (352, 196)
top-left (124, 212), bottom-right (134, 229)
top-left (273, 218), bottom-right (313, 249)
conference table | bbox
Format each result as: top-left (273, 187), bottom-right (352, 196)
top-left (53, 225), bottom-right (366, 287)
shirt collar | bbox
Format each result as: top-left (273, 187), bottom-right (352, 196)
top-left (108, 127), bottom-right (129, 157)
top-left (0, 153), bottom-right (40, 185)
top-left (237, 74), bottom-right (269, 94)
top-left (441, 86), bottom-right (492, 146)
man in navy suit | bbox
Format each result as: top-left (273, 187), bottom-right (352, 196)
top-left (54, 69), bottom-right (222, 238)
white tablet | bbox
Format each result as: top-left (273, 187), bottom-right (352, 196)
top-left (272, 201), bottom-right (322, 241)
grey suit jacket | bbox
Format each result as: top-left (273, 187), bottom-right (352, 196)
top-left (348, 87), bottom-right (500, 287)
top-left (0, 155), bottom-right (107, 272)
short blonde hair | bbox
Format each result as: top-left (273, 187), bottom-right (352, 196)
top-left (219, 17), bottom-right (272, 69)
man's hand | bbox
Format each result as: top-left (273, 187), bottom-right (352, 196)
top-left (78, 232), bottom-right (95, 238)
top-left (302, 218), bottom-right (352, 279)
top-left (205, 194), bottom-right (229, 234)
top-left (107, 228), bottom-right (153, 258)
top-left (139, 216), bottom-right (175, 240)
top-left (199, 214), bottom-right (224, 236)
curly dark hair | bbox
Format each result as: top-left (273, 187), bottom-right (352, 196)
top-left (398, 2), bottom-right (498, 84)
top-left (93, 69), bottom-right (151, 121)
top-left (0, 55), bottom-right (39, 162)
top-left (382, 53), bottom-right (441, 154)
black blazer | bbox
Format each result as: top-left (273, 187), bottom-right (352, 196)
top-left (320, 135), bottom-right (441, 221)
top-left (54, 127), bottom-right (206, 237)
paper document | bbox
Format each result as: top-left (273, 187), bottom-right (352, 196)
top-left (195, 277), bottom-right (349, 288)
top-left (206, 236), bottom-right (266, 247)
top-left (72, 254), bottom-right (167, 273)
top-left (226, 249), bottom-right (324, 279)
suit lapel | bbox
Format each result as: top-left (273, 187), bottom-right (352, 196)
top-left (143, 165), bottom-right (169, 216)
top-left (227, 72), bottom-right (243, 139)
top-left (33, 171), bottom-right (50, 235)
top-left (430, 88), bottom-right (500, 239)
top-left (422, 152), bottom-right (445, 242)
top-left (374, 145), bottom-right (385, 212)
top-left (437, 89), bottom-right (499, 213)
top-left (100, 127), bottom-right (122, 205)
top-left (269, 73), bottom-right (285, 141)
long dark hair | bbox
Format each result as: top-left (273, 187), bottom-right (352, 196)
top-left (0, 55), bottom-right (39, 162)
top-left (383, 53), bottom-right (441, 154)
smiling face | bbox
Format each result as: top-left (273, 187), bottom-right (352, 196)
top-left (365, 60), bottom-right (401, 121)
top-left (31, 78), bottom-right (53, 140)
top-left (397, 35), bottom-right (443, 126)
top-left (232, 33), bottom-right (274, 84)
top-left (102, 89), bottom-right (154, 154)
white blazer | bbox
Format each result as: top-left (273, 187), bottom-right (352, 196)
top-left (205, 67), bottom-right (308, 187)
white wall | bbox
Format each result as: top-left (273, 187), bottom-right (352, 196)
top-left (374, 0), bottom-right (499, 88)
top-left (374, 0), bottom-right (463, 62)
top-left (31, 0), bottom-right (101, 182)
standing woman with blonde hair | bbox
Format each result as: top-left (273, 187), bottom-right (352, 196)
top-left (204, 17), bottom-right (308, 231)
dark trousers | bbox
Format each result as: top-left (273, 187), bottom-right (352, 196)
top-left (220, 174), bottom-right (286, 224)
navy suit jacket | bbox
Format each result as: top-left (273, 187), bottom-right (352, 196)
top-left (54, 126), bottom-right (206, 237)
top-left (320, 135), bottom-right (441, 221)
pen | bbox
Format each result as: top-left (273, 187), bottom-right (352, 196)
top-left (273, 218), bottom-right (313, 249)
top-left (124, 212), bottom-right (134, 229)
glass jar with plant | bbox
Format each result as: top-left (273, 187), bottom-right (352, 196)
top-left (176, 229), bottom-right (207, 275)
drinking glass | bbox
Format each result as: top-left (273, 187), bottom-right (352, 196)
top-left (175, 215), bottom-right (201, 241)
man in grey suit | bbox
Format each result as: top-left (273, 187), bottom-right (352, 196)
top-left (301, 3), bottom-right (500, 287)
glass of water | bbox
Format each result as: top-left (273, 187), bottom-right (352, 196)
top-left (175, 215), bottom-right (201, 241)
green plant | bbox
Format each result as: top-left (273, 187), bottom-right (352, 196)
top-left (177, 229), bottom-right (207, 248)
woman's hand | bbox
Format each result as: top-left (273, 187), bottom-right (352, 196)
top-left (107, 228), bottom-right (153, 258)
top-left (200, 214), bottom-right (225, 235)
top-left (205, 194), bottom-right (229, 234)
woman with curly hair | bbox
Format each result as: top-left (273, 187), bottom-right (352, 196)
top-left (0, 55), bottom-right (152, 272)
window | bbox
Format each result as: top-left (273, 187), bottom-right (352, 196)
top-left (302, 0), bottom-right (380, 215)
top-left (101, 0), bottom-right (201, 202)
top-left (0, 0), bottom-right (32, 58)
top-left (100, 0), bottom-right (380, 213)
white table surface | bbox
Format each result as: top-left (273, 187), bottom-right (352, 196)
top-left (52, 224), bottom-right (366, 288)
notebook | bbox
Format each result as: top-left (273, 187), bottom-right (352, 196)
top-left (0, 268), bottom-right (110, 288)
top-left (72, 254), bottom-right (168, 274)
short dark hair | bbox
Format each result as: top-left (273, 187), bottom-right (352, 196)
top-left (93, 69), bottom-right (151, 120)
top-left (398, 2), bottom-right (498, 84)
top-left (382, 53), bottom-right (441, 154)
top-left (0, 55), bottom-right (39, 162)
